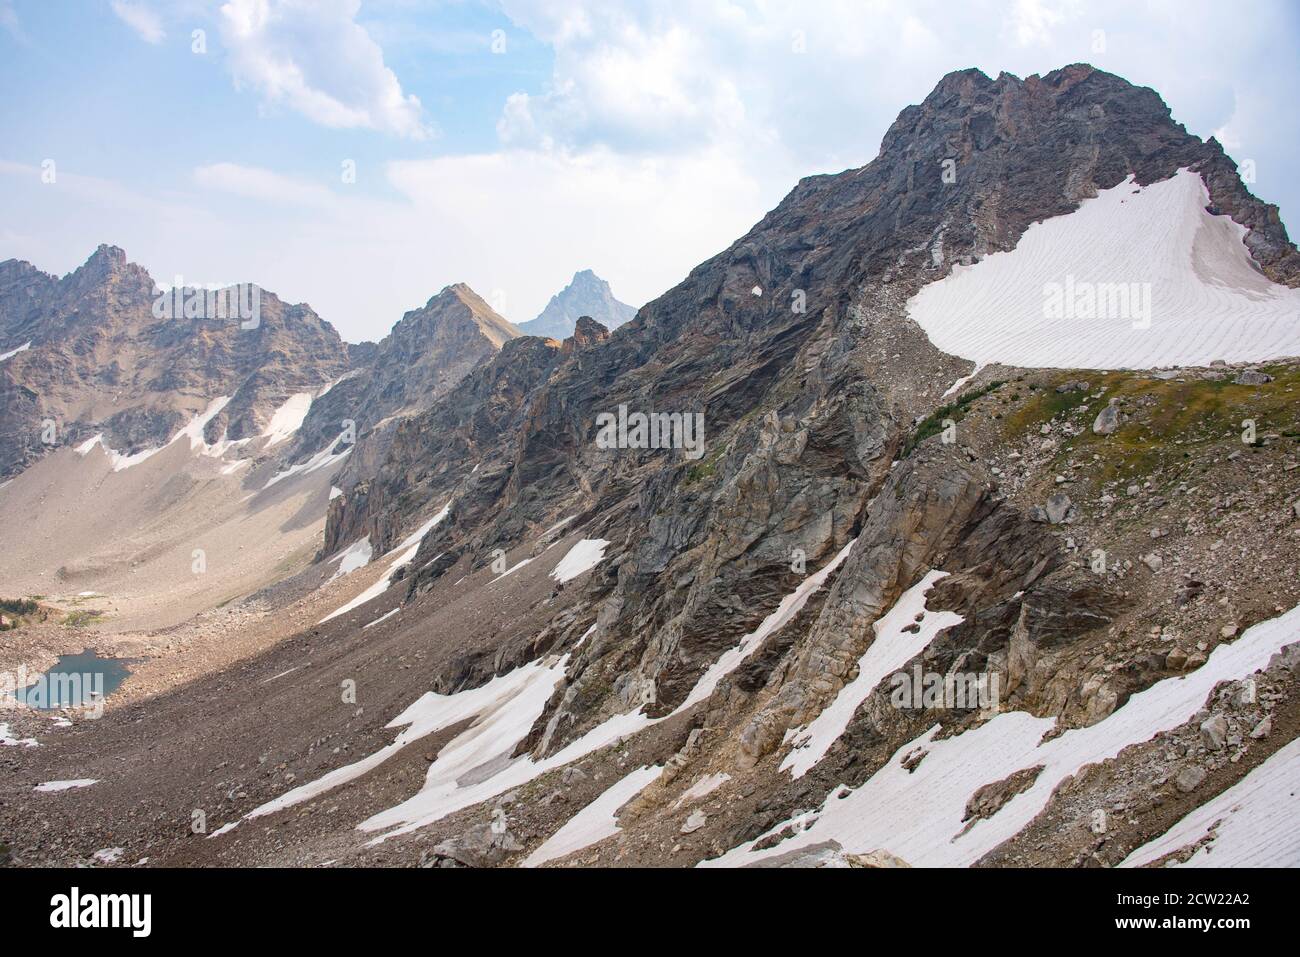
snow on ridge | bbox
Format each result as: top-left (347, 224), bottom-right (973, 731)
top-left (907, 169), bottom-right (1300, 370)
top-left (1120, 735), bottom-right (1300, 868)
top-left (0, 341), bottom-right (32, 362)
top-left (550, 539), bottom-right (610, 583)
top-left (263, 434), bottom-right (350, 490)
top-left (781, 569), bottom-right (964, 779)
top-left (75, 396), bottom-right (236, 472)
top-left (706, 601), bottom-right (1300, 868)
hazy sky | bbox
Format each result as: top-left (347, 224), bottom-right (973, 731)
top-left (1, 0), bottom-right (1296, 342)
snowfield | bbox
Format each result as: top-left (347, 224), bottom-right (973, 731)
top-left (550, 539), bottom-right (611, 583)
top-left (1121, 735), bottom-right (1300, 868)
top-left (907, 170), bottom-right (1300, 369)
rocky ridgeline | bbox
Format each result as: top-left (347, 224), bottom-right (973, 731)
top-left (322, 64), bottom-right (1299, 762)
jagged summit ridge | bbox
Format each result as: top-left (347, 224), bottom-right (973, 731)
top-left (518, 269), bottom-right (637, 340)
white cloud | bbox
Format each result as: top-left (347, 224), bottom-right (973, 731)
top-left (111, 1), bottom-right (165, 44)
top-left (6, 0), bottom-right (1298, 345)
top-left (1005, 0), bottom-right (1076, 47)
top-left (383, 145), bottom-right (767, 317)
top-left (218, 0), bottom-right (431, 139)
top-left (194, 162), bottom-right (338, 208)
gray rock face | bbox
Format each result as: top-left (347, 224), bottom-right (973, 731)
top-left (517, 270), bottom-right (637, 340)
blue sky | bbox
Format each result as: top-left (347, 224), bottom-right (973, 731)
top-left (1, 1), bottom-right (1297, 342)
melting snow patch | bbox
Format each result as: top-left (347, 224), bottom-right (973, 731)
top-left (551, 539), bottom-right (610, 583)
top-left (262, 392), bottom-right (314, 446)
top-left (246, 655), bottom-right (568, 826)
top-left (524, 765), bottom-right (664, 867)
top-left (782, 570), bottom-right (964, 778)
top-left (674, 772), bottom-right (731, 808)
top-left (249, 539), bottom-right (861, 847)
top-left (35, 779), bottom-right (98, 792)
top-left (318, 505), bottom-right (450, 623)
top-left (1, 723), bottom-right (39, 747)
top-left (0, 341), bottom-right (31, 362)
top-left (907, 170), bottom-right (1300, 369)
top-left (364, 608), bottom-right (401, 629)
top-left (328, 537), bottom-right (373, 582)
top-left (1120, 735), bottom-right (1300, 868)
top-left (681, 539), bottom-right (857, 711)
top-left (264, 435), bottom-right (351, 490)
top-left (92, 847), bottom-right (124, 864)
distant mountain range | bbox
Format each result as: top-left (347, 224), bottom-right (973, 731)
top-left (517, 269), bottom-right (637, 339)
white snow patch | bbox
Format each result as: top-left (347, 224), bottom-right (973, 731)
top-left (0, 341), bottom-right (31, 361)
top-left (1121, 735), bottom-right (1300, 868)
top-left (34, 779), bottom-right (98, 792)
top-left (263, 434), bottom-right (351, 490)
top-left (674, 772), bottom-right (731, 808)
top-left (782, 570), bottom-right (964, 778)
top-left (261, 667), bottom-right (301, 684)
top-left (1, 723), bottom-right (39, 747)
top-left (707, 602), bottom-right (1300, 868)
top-left (317, 504), bottom-right (450, 623)
top-left (681, 538), bottom-right (857, 711)
top-left (328, 537), bottom-right (373, 582)
top-left (246, 539), bottom-right (861, 847)
top-left (524, 765), bottom-right (664, 867)
top-left (329, 485), bottom-right (343, 501)
top-left (541, 515), bottom-right (576, 537)
top-left (942, 364), bottom-right (983, 398)
top-left (92, 847), bottom-right (124, 864)
top-left (494, 557), bottom-right (533, 581)
top-left (208, 821), bottom-right (240, 839)
top-left (246, 655), bottom-right (568, 825)
top-left (550, 539), bottom-right (610, 583)
top-left (907, 170), bottom-right (1300, 369)
top-left (262, 392), bottom-right (313, 446)
top-left (75, 396), bottom-right (234, 471)
top-left (364, 608), bottom-right (401, 629)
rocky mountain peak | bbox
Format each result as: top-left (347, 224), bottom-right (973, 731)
top-left (518, 269), bottom-right (637, 340)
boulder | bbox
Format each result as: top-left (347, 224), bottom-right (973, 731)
top-left (1092, 399), bottom-right (1121, 435)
